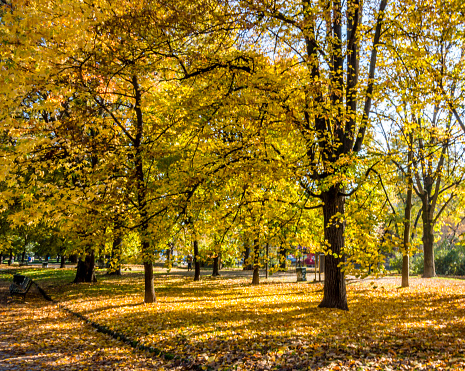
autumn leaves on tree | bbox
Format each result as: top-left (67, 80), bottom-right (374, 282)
top-left (1, 0), bottom-right (465, 310)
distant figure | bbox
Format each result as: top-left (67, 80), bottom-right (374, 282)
top-left (187, 254), bottom-right (193, 271)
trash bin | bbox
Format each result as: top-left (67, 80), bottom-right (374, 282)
top-left (296, 267), bottom-right (307, 282)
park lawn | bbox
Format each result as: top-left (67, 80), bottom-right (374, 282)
top-left (3, 267), bottom-right (465, 370)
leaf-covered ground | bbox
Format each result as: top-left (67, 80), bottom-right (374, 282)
top-left (1, 267), bottom-right (464, 370)
top-left (0, 278), bottom-right (166, 370)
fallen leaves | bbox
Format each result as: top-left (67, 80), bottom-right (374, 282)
top-left (0, 281), bottom-right (168, 370)
top-left (1, 269), bottom-right (465, 370)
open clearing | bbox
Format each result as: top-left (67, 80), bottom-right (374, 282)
top-left (1, 267), bottom-right (464, 370)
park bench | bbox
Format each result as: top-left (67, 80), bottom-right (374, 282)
top-left (9, 274), bottom-right (33, 300)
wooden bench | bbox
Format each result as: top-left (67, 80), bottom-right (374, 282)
top-left (9, 275), bottom-right (33, 300)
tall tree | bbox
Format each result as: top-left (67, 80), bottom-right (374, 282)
top-left (236, 0), bottom-right (390, 309)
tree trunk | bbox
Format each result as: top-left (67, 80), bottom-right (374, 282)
top-left (69, 254), bottom-right (78, 264)
top-left (318, 187), bottom-right (348, 310)
top-left (108, 235), bottom-right (122, 275)
top-left (8, 249), bottom-right (13, 265)
top-left (252, 238), bottom-right (260, 285)
top-left (60, 255), bottom-right (66, 268)
top-left (194, 239), bottom-right (200, 281)
top-left (243, 240), bottom-right (252, 270)
top-left (143, 260), bottom-right (156, 303)
top-left (21, 249), bottom-right (26, 263)
top-left (0, 255), bottom-right (3, 264)
top-left (73, 251), bottom-right (97, 283)
top-left (133, 75), bottom-right (156, 303)
top-left (402, 136), bottom-right (413, 287)
top-left (212, 254), bottom-right (220, 276)
top-left (422, 201), bottom-right (436, 278)
top-left (141, 232), bottom-right (156, 303)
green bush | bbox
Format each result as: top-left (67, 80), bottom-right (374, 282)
top-left (388, 254), bottom-right (402, 273)
top-left (387, 253), bottom-right (423, 275)
top-left (435, 243), bottom-right (465, 276)
top-left (388, 242), bottom-right (465, 276)
top-left (410, 254), bottom-right (424, 275)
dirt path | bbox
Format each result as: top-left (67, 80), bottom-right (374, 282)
top-left (0, 280), bottom-right (169, 370)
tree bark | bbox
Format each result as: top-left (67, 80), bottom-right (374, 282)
top-left (60, 255), bottom-right (66, 268)
top-left (193, 239), bottom-right (200, 281)
top-left (252, 238), bottom-right (260, 285)
top-left (243, 239), bottom-right (252, 270)
top-left (402, 134), bottom-right (413, 287)
top-left (212, 254), bottom-right (220, 276)
top-left (141, 233), bottom-right (156, 303)
top-left (422, 200), bottom-right (436, 277)
top-left (133, 75), bottom-right (156, 303)
top-left (8, 249), bottom-right (13, 265)
top-left (73, 251), bottom-right (97, 283)
top-left (318, 187), bottom-right (348, 310)
top-left (21, 249), bottom-right (26, 263)
top-left (144, 260), bottom-right (156, 303)
top-left (69, 254), bottom-right (78, 264)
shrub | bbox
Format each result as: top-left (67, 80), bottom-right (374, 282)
top-left (388, 242), bottom-right (465, 276)
top-left (435, 243), bottom-right (465, 276)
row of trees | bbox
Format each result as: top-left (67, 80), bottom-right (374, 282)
top-left (1, 0), bottom-right (465, 310)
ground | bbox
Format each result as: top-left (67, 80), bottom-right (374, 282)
top-left (1, 265), bottom-right (464, 370)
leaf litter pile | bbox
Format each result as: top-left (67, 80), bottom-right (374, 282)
top-left (1, 269), bottom-right (465, 370)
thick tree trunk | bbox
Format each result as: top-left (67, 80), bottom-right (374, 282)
top-left (108, 235), bottom-right (122, 276)
top-left (0, 255), bottom-right (3, 264)
top-left (21, 249), bottom-right (26, 263)
top-left (422, 202), bottom-right (436, 278)
top-left (212, 254), bottom-right (220, 276)
top-left (60, 255), bottom-right (66, 268)
top-left (8, 249), bottom-right (13, 265)
top-left (73, 251), bottom-right (97, 283)
top-left (194, 239), bottom-right (200, 281)
top-left (144, 260), bottom-right (156, 303)
top-left (69, 254), bottom-right (78, 264)
top-left (318, 187), bottom-right (348, 310)
top-left (252, 238), bottom-right (260, 285)
top-left (141, 233), bottom-right (156, 303)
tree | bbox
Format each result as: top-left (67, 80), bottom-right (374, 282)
top-left (377, 2), bottom-right (465, 279)
top-left (234, 0), bottom-right (389, 309)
